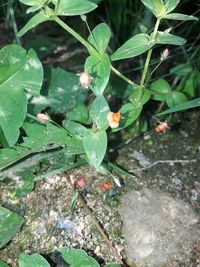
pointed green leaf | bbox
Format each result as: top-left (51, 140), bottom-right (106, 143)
top-left (141, 0), bottom-right (166, 17)
top-left (165, 0), bottom-right (180, 14)
top-left (57, 0), bottom-right (97, 16)
top-left (60, 247), bottom-right (88, 265)
top-left (112, 103), bottom-right (142, 132)
top-left (83, 130), bottom-right (107, 168)
top-left (155, 31), bottom-right (186, 45)
top-left (0, 206), bottom-right (24, 248)
top-left (88, 23), bottom-right (111, 55)
top-left (66, 104), bottom-right (89, 124)
top-left (18, 11), bottom-right (50, 37)
top-left (111, 33), bottom-right (151, 61)
top-left (164, 13), bottom-right (198, 21)
top-left (129, 90), bottom-right (151, 106)
top-left (159, 98), bottom-right (200, 115)
top-left (170, 64), bottom-right (193, 76)
top-left (19, 253), bottom-right (50, 267)
top-left (85, 54), bottom-right (110, 96)
top-left (89, 96), bottom-right (110, 129)
top-left (63, 120), bottom-right (88, 136)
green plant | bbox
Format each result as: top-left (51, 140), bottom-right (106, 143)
top-left (0, 247), bottom-right (121, 267)
top-left (0, 0), bottom-right (199, 262)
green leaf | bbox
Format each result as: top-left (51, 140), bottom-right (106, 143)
top-left (0, 261), bottom-right (10, 267)
top-left (83, 130), bottom-right (107, 168)
top-left (44, 67), bottom-right (88, 113)
top-left (85, 54), bottom-right (110, 96)
top-left (22, 122), bottom-right (69, 149)
top-left (0, 206), bottom-right (24, 248)
top-left (19, 0), bottom-right (44, 6)
top-left (19, 253), bottom-right (50, 267)
top-left (155, 31), bottom-right (186, 45)
top-left (63, 120), bottom-right (88, 137)
top-left (89, 96), bottom-right (110, 129)
top-left (170, 64), bottom-right (193, 77)
top-left (112, 103), bottom-right (142, 132)
top-left (129, 90), bottom-right (151, 106)
top-left (0, 44), bottom-right (43, 147)
top-left (56, 0), bottom-right (97, 16)
top-left (66, 104), bottom-right (89, 124)
top-left (165, 0), bottom-right (180, 14)
top-left (60, 247), bottom-right (100, 267)
top-left (15, 169), bottom-right (36, 198)
top-left (159, 97), bottom-right (200, 115)
top-left (150, 78), bottom-right (171, 101)
top-left (164, 13), bottom-right (198, 21)
top-left (111, 33), bottom-right (151, 61)
top-left (166, 91), bottom-right (187, 108)
top-left (18, 11), bottom-right (50, 37)
top-left (141, 0), bottom-right (166, 17)
top-left (88, 23), bottom-right (111, 55)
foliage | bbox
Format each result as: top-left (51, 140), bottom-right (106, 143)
top-left (0, 248), bottom-right (121, 267)
top-left (0, 0), bottom-right (199, 263)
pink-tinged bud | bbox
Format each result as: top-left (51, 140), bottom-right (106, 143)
top-left (78, 71), bottom-right (92, 89)
top-left (160, 48), bottom-right (169, 61)
top-left (107, 111), bottom-right (121, 128)
top-left (37, 113), bottom-right (50, 122)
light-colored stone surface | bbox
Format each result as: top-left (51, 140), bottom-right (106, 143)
top-left (120, 188), bottom-right (200, 267)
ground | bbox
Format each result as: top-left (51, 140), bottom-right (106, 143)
top-left (0, 111), bottom-right (200, 266)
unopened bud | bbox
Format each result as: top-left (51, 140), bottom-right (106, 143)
top-left (37, 113), bottom-right (50, 122)
top-left (78, 71), bottom-right (92, 89)
top-left (160, 48), bottom-right (169, 61)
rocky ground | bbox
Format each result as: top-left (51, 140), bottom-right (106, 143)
top-left (0, 111), bottom-right (200, 266)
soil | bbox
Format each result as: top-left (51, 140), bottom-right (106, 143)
top-left (0, 111), bottom-right (200, 266)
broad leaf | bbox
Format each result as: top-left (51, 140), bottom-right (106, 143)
top-left (88, 23), bottom-right (111, 55)
top-left (59, 247), bottom-right (88, 265)
top-left (22, 122), bottom-right (69, 149)
top-left (83, 130), bottom-right (107, 168)
top-left (129, 90), bottom-right (151, 106)
top-left (166, 91), bottom-right (187, 108)
top-left (164, 13), bottom-right (198, 21)
top-left (0, 206), bottom-right (24, 248)
top-left (89, 96), bottom-right (110, 129)
top-left (0, 45), bottom-right (43, 147)
top-left (159, 98), bottom-right (200, 115)
top-left (155, 31), bottom-right (186, 45)
top-left (150, 79), bottom-right (171, 101)
top-left (104, 265), bottom-right (121, 267)
top-left (112, 103), bottom-right (142, 132)
top-left (141, 0), bottom-right (166, 17)
top-left (18, 11), bottom-right (50, 37)
top-left (56, 0), bottom-right (97, 16)
top-left (170, 64), bottom-right (193, 77)
top-left (66, 104), bottom-right (89, 124)
top-left (45, 67), bottom-right (87, 113)
top-left (85, 54), bottom-right (110, 96)
top-left (19, 253), bottom-right (50, 267)
top-left (111, 33), bottom-right (151, 61)
top-left (63, 120), bottom-right (88, 137)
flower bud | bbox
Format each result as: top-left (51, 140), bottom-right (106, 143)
top-left (107, 111), bottom-right (121, 128)
top-left (160, 48), bottom-right (169, 61)
top-left (78, 71), bottom-right (92, 89)
top-left (37, 113), bottom-right (50, 123)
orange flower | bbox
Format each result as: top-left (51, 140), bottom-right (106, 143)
top-left (100, 182), bottom-right (113, 191)
top-left (107, 111), bottom-right (121, 128)
top-left (37, 113), bottom-right (50, 122)
top-left (78, 71), bottom-right (92, 89)
top-left (75, 175), bottom-right (86, 189)
top-left (155, 122), bottom-right (169, 133)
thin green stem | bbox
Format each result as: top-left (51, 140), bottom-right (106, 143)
top-left (140, 18), bottom-right (160, 88)
top-left (145, 61), bottom-right (162, 87)
top-left (53, 15), bottom-right (140, 89)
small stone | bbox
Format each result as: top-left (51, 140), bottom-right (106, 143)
top-left (94, 245), bottom-right (100, 254)
top-left (144, 134), bottom-right (151, 140)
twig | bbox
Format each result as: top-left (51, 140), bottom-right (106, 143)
top-left (129, 159), bottom-right (199, 172)
top-left (65, 175), bottom-right (124, 265)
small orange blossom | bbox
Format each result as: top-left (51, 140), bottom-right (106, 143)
top-left (107, 111), bottom-right (121, 128)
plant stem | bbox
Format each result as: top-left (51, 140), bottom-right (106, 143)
top-left (53, 16), bottom-right (140, 89)
top-left (140, 18), bottom-right (161, 89)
